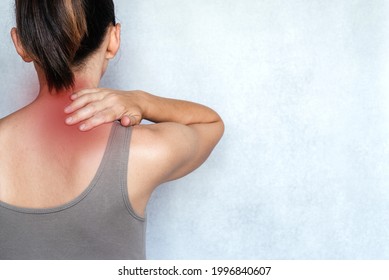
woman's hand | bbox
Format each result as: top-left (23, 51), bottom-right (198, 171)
top-left (64, 88), bottom-right (143, 131)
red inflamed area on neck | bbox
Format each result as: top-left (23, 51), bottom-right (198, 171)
top-left (28, 84), bottom-right (111, 154)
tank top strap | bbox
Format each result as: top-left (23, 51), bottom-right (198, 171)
top-left (102, 121), bottom-right (132, 169)
top-left (94, 121), bottom-right (142, 220)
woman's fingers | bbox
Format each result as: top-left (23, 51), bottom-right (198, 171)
top-left (78, 109), bottom-right (118, 131)
top-left (65, 91), bottom-right (104, 114)
top-left (65, 88), bottom-right (143, 131)
top-left (65, 89), bottom-right (112, 125)
top-left (65, 101), bottom-right (105, 125)
top-left (71, 88), bottom-right (105, 100)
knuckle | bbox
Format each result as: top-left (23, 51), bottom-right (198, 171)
top-left (106, 93), bottom-right (119, 103)
top-left (75, 96), bottom-right (89, 108)
top-left (94, 112), bottom-right (105, 121)
top-left (85, 103), bottom-right (97, 113)
top-left (95, 111), bottom-right (112, 124)
top-left (86, 117), bottom-right (101, 128)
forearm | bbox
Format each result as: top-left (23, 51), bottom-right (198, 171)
top-left (134, 90), bottom-right (222, 125)
top-left (65, 88), bottom-right (223, 132)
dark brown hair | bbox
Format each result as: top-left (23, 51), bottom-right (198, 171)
top-left (15, 0), bottom-right (116, 91)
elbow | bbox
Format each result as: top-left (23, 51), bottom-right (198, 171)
top-left (218, 118), bottom-right (225, 141)
top-left (216, 113), bottom-right (225, 141)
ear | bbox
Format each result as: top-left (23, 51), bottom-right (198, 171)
top-left (10, 28), bottom-right (33, 63)
top-left (106, 23), bottom-right (121, 60)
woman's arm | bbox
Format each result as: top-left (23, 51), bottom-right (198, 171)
top-left (65, 89), bottom-right (222, 129)
top-left (65, 88), bottom-right (223, 131)
top-left (136, 90), bottom-right (222, 126)
top-left (65, 89), bottom-right (224, 182)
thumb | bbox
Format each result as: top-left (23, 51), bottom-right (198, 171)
top-left (120, 115), bottom-right (141, 127)
top-left (120, 115), bottom-right (132, 127)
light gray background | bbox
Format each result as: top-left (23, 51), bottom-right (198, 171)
top-left (1, 0), bottom-right (389, 259)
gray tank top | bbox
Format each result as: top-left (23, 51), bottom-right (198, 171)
top-left (0, 122), bottom-right (145, 260)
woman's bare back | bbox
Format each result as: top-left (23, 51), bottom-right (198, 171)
top-left (0, 101), bottom-right (113, 209)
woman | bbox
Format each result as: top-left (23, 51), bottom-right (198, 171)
top-left (0, 0), bottom-right (223, 259)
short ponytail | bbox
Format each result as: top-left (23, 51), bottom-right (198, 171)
top-left (15, 0), bottom-right (116, 91)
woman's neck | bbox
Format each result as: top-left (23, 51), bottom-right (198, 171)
top-left (26, 74), bottom-right (101, 138)
top-left (34, 60), bottom-right (102, 99)
top-left (34, 77), bottom-right (97, 121)
top-left (13, 62), bottom-right (107, 136)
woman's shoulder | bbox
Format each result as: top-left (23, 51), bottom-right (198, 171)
top-left (0, 113), bottom-right (21, 169)
top-left (129, 122), bottom-right (200, 184)
top-left (130, 122), bottom-right (191, 156)
top-left (0, 105), bottom-right (30, 127)
top-left (129, 123), bottom-right (180, 175)
top-left (0, 113), bottom-right (17, 142)
top-left (0, 117), bottom-right (5, 145)
top-left (0, 108), bottom-right (32, 142)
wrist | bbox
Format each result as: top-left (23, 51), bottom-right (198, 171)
top-left (132, 90), bottom-right (150, 120)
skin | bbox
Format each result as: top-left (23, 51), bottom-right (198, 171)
top-left (0, 23), bottom-right (224, 218)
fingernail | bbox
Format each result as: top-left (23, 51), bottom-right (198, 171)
top-left (71, 94), bottom-right (77, 100)
top-left (79, 124), bottom-right (87, 131)
top-left (65, 117), bottom-right (73, 124)
top-left (64, 106), bottom-right (71, 113)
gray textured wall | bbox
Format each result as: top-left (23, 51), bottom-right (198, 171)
top-left (1, 0), bottom-right (389, 259)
